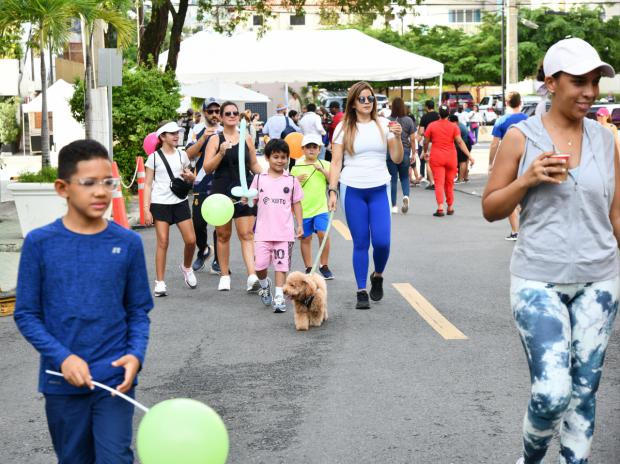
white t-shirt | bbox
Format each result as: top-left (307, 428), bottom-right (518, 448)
top-left (145, 149), bottom-right (191, 204)
top-left (299, 111), bottom-right (326, 137)
top-left (333, 118), bottom-right (395, 189)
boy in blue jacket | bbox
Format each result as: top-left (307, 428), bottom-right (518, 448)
top-left (14, 139), bottom-right (153, 463)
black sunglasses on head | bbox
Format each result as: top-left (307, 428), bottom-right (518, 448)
top-left (357, 95), bottom-right (376, 104)
top-left (224, 111), bottom-right (239, 117)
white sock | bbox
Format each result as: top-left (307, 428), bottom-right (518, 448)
top-left (259, 278), bottom-right (269, 289)
top-left (275, 287), bottom-right (283, 298)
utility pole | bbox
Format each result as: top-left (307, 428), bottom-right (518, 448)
top-left (501, 0), bottom-right (505, 114)
top-left (506, 0), bottom-right (519, 85)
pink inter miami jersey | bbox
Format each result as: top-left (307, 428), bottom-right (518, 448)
top-left (250, 172), bottom-right (303, 242)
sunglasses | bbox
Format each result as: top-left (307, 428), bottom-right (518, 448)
top-left (357, 95), bottom-right (376, 104)
top-left (223, 111), bottom-right (239, 117)
top-left (205, 109), bottom-right (219, 115)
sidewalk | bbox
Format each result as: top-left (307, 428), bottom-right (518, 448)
top-left (0, 201), bottom-right (23, 295)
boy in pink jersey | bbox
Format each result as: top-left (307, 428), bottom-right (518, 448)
top-left (249, 139), bottom-right (303, 312)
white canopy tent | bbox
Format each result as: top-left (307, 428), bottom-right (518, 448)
top-left (181, 81), bottom-right (270, 102)
top-left (160, 29), bottom-right (445, 107)
top-left (22, 79), bottom-right (84, 156)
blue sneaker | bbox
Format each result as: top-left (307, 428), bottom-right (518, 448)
top-left (210, 260), bottom-right (221, 275)
top-left (273, 294), bottom-right (286, 313)
top-left (319, 265), bottom-right (334, 280)
top-left (258, 278), bottom-right (273, 306)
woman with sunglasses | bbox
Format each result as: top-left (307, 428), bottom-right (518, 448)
top-left (203, 101), bottom-right (263, 292)
top-left (483, 38), bottom-right (620, 464)
top-left (328, 82), bottom-right (403, 309)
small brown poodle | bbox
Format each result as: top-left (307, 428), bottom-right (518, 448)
top-left (283, 271), bottom-right (328, 331)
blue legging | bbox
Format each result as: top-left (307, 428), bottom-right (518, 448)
top-left (341, 184), bottom-right (391, 290)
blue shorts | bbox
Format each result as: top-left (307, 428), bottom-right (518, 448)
top-left (303, 212), bottom-right (329, 238)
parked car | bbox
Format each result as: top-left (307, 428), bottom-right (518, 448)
top-left (479, 94), bottom-right (503, 124)
top-left (441, 91), bottom-right (474, 111)
top-left (587, 103), bottom-right (620, 128)
top-left (522, 101), bottom-right (550, 117)
top-left (320, 92), bottom-right (347, 112)
top-left (375, 94), bottom-right (389, 110)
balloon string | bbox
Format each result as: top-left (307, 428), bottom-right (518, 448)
top-left (310, 210), bottom-right (335, 275)
top-left (45, 370), bottom-right (150, 413)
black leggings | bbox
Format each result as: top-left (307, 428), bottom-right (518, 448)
top-left (192, 193), bottom-right (218, 262)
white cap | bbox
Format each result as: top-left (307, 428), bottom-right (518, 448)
top-left (156, 121), bottom-right (181, 137)
top-left (543, 38), bottom-right (615, 78)
top-left (301, 133), bottom-right (323, 147)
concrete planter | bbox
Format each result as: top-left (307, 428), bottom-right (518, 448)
top-left (7, 183), bottom-right (66, 237)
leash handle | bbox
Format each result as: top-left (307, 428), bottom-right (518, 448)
top-left (45, 370), bottom-right (150, 413)
top-left (309, 210), bottom-right (335, 275)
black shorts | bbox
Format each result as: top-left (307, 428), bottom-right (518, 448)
top-left (211, 177), bottom-right (257, 219)
top-left (150, 201), bottom-right (191, 225)
top-left (457, 150), bottom-right (469, 163)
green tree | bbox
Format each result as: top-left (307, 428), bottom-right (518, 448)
top-left (0, 24), bottom-right (23, 59)
top-left (70, 66), bottom-right (180, 179)
top-left (0, 0), bottom-right (93, 167)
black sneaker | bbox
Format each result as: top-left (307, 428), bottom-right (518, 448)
top-left (192, 244), bottom-right (211, 272)
top-left (305, 267), bottom-right (312, 274)
top-left (319, 265), bottom-right (334, 280)
top-left (369, 272), bottom-right (384, 301)
top-left (356, 290), bottom-right (370, 310)
top-left (192, 253), bottom-right (206, 272)
top-left (425, 184), bottom-right (435, 191)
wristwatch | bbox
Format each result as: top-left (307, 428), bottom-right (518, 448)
top-left (328, 188), bottom-right (339, 198)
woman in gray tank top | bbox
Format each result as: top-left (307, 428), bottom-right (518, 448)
top-left (482, 39), bottom-right (620, 464)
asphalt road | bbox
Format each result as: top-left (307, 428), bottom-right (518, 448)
top-left (1, 186), bottom-right (619, 464)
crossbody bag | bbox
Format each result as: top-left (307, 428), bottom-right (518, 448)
top-left (155, 149), bottom-right (193, 199)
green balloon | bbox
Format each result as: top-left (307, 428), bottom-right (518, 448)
top-left (201, 194), bottom-right (234, 226)
top-left (137, 398), bottom-right (229, 464)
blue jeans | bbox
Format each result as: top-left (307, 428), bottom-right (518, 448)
top-left (45, 389), bottom-right (136, 464)
top-left (387, 148), bottom-right (411, 206)
top-left (510, 276), bottom-right (619, 464)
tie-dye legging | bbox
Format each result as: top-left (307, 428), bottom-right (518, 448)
top-left (510, 275), bottom-right (619, 464)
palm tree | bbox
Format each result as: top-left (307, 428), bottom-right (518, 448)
top-left (0, 0), bottom-right (94, 167)
top-left (78, 2), bottom-right (133, 138)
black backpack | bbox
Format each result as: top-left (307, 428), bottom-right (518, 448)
top-left (280, 116), bottom-right (297, 139)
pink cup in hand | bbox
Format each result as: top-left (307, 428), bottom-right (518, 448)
top-left (550, 154), bottom-right (570, 182)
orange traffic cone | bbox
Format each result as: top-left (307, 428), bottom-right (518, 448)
top-left (111, 162), bottom-right (130, 229)
top-left (136, 156), bottom-right (146, 226)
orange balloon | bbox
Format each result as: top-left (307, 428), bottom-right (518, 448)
top-left (284, 132), bottom-right (304, 159)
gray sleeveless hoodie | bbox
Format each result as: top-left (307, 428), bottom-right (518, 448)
top-left (510, 115), bottom-right (619, 284)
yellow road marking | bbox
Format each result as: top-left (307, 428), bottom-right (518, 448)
top-left (332, 219), bottom-right (352, 241)
top-left (393, 283), bottom-right (468, 340)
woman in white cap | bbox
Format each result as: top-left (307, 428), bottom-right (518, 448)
top-left (482, 38), bottom-right (620, 464)
top-left (144, 121), bottom-right (198, 296)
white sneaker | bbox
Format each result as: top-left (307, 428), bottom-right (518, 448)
top-left (401, 196), bottom-right (409, 214)
top-left (153, 280), bottom-right (167, 297)
top-left (391, 206), bottom-right (398, 214)
top-left (246, 274), bottom-right (260, 293)
top-left (515, 458), bottom-right (524, 464)
top-left (218, 275), bottom-right (231, 291)
top-left (273, 294), bottom-right (286, 313)
top-left (180, 265), bottom-right (198, 289)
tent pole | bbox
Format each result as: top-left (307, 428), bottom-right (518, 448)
top-left (284, 82), bottom-right (289, 109)
top-left (410, 78), bottom-right (414, 114)
top-left (22, 107), bottom-right (26, 156)
top-left (438, 74), bottom-right (443, 105)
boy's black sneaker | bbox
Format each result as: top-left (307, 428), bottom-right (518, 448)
top-left (369, 273), bottom-right (384, 301)
top-left (305, 267), bottom-right (312, 274)
top-left (319, 265), bottom-right (334, 280)
top-left (356, 290), bottom-right (370, 310)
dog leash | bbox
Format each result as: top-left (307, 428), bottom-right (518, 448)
top-left (309, 210), bottom-right (335, 275)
